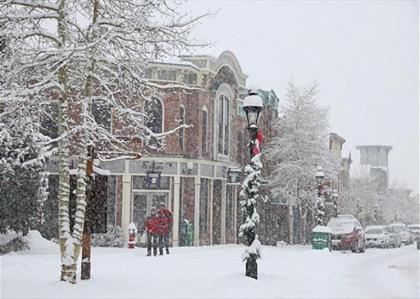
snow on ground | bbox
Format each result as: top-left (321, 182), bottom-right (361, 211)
top-left (1, 232), bottom-right (419, 299)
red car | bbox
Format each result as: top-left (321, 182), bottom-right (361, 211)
top-left (327, 215), bottom-right (365, 253)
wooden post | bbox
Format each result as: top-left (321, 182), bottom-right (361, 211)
top-left (81, 147), bottom-right (94, 280)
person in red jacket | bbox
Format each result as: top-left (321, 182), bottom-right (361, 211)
top-left (145, 207), bottom-right (159, 256)
top-left (158, 202), bottom-right (173, 255)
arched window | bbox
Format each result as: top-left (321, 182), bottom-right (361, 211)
top-left (202, 106), bottom-right (208, 155)
top-left (218, 95), bottom-right (229, 155)
top-left (145, 97), bottom-right (163, 133)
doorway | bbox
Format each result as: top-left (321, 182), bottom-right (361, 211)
top-left (132, 192), bottom-right (169, 233)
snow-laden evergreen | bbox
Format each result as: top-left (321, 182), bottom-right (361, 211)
top-left (0, 102), bottom-right (51, 235)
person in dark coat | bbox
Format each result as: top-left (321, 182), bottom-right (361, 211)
top-left (158, 202), bottom-right (173, 255)
top-left (145, 207), bottom-right (159, 256)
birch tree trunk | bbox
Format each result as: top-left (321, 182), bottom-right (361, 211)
top-left (70, 0), bottom-right (100, 280)
top-left (56, 0), bottom-right (74, 282)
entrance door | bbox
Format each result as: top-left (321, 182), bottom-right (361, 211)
top-left (133, 192), bottom-right (169, 233)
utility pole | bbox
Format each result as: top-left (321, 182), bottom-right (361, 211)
top-left (81, 146), bottom-right (94, 280)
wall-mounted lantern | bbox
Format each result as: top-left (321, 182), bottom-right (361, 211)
top-left (227, 167), bottom-right (242, 185)
top-left (146, 161), bottom-right (162, 189)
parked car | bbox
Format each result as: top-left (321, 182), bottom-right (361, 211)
top-left (337, 214), bottom-right (355, 220)
top-left (364, 225), bottom-right (389, 248)
top-left (385, 225), bottom-right (402, 248)
top-left (390, 222), bottom-right (412, 245)
top-left (407, 224), bottom-right (420, 249)
top-left (327, 216), bottom-right (365, 253)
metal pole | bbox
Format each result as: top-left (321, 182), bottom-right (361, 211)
top-left (245, 127), bottom-right (258, 280)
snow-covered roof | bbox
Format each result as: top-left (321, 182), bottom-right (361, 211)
top-left (153, 56), bottom-right (201, 71)
top-left (329, 132), bottom-right (346, 144)
top-left (356, 145), bottom-right (393, 151)
top-left (180, 51), bottom-right (248, 87)
top-left (365, 225), bottom-right (385, 230)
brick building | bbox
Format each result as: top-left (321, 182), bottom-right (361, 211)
top-left (91, 51), bottom-right (280, 246)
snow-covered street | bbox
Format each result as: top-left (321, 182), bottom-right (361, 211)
top-left (1, 232), bottom-right (418, 299)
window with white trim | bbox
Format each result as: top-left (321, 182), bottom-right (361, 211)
top-left (217, 95), bottom-right (230, 155)
top-left (202, 107), bottom-right (208, 155)
top-left (179, 105), bottom-right (185, 150)
top-left (144, 97), bottom-right (163, 134)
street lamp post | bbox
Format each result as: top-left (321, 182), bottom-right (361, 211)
top-left (239, 89), bottom-right (264, 280)
top-left (315, 166), bottom-right (325, 225)
top-left (331, 189), bottom-right (339, 217)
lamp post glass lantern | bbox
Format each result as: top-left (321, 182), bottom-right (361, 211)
top-left (239, 89), bottom-right (264, 280)
top-left (315, 166), bottom-right (325, 185)
top-left (243, 89), bottom-right (263, 130)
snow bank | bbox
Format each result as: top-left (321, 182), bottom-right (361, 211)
top-left (2, 230), bottom-right (58, 255)
top-left (0, 231), bottom-right (21, 245)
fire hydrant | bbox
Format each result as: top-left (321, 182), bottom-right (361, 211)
top-left (128, 223), bottom-right (137, 249)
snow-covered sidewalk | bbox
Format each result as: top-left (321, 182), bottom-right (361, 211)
top-left (1, 232), bottom-right (419, 299)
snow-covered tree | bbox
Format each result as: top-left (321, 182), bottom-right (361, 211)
top-left (0, 102), bottom-right (51, 235)
top-left (339, 177), bottom-right (382, 226)
top-left (239, 153), bottom-right (263, 279)
top-left (265, 81), bottom-right (339, 243)
top-left (0, 0), bottom-right (207, 283)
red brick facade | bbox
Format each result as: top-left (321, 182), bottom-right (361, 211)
top-left (97, 51), bottom-right (279, 246)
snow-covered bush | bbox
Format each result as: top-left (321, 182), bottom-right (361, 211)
top-left (92, 225), bottom-right (124, 248)
top-left (0, 237), bottom-right (29, 255)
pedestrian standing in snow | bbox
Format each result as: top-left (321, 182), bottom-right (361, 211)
top-left (145, 207), bottom-right (159, 256)
top-left (158, 202), bottom-right (173, 255)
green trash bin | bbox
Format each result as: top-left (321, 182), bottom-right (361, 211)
top-left (180, 219), bottom-right (193, 246)
top-left (312, 226), bottom-right (332, 250)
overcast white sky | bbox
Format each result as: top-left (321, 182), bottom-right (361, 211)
top-left (181, 0), bottom-right (419, 193)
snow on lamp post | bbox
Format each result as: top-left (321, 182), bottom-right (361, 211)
top-left (239, 89), bottom-right (264, 280)
top-left (315, 166), bottom-right (325, 225)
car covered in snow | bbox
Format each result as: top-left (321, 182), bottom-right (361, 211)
top-left (390, 222), bottom-right (412, 245)
top-left (337, 214), bottom-right (355, 220)
top-left (384, 225), bottom-right (402, 248)
top-left (407, 224), bottom-right (420, 240)
top-left (364, 225), bottom-right (389, 248)
top-left (327, 216), bottom-right (365, 253)
top-left (407, 224), bottom-right (420, 249)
